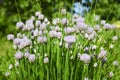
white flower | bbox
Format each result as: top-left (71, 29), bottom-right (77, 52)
top-left (28, 54), bottom-right (35, 62)
top-left (25, 19), bottom-right (34, 30)
top-left (104, 23), bottom-right (111, 29)
top-left (38, 36), bottom-right (43, 43)
top-left (110, 24), bottom-right (115, 29)
top-left (56, 32), bottom-right (62, 39)
top-left (80, 54), bottom-right (91, 64)
top-left (109, 71), bottom-right (114, 78)
top-left (73, 14), bottom-right (79, 19)
top-left (94, 24), bottom-right (100, 31)
top-left (52, 18), bottom-right (60, 25)
top-left (98, 49), bottom-right (107, 59)
top-left (38, 30), bottom-right (43, 36)
top-left (84, 77), bottom-right (89, 80)
top-left (77, 53), bottom-right (81, 58)
top-left (16, 22), bottom-right (24, 29)
top-left (24, 51), bottom-right (30, 58)
top-left (95, 15), bottom-right (100, 21)
top-left (65, 43), bottom-right (69, 48)
top-left (15, 61), bottom-right (19, 67)
top-left (32, 29), bottom-right (39, 37)
top-left (20, 37), bottom-right (31, 47)
top-left (5, 72), bottom-right (10, 77)
top-left (76, 22), bottom-right (87, 31)
top-left (91, 45), bottom-right (97, 50)
top-left (109, 44), bottom-right (114, 49)
top-left (54, 26), bottom-right (61, 31)
top-left (44, 18), bottom-right (48, 23)
top-left (38, 14), bottom-right (44, 20)
top-left (18, 39), bottom-right (26, 49)
top-left (15, 51), bottom-right (23, 60)
top-left (9, 64), bottom-right (13, 70)
top-left (59, 41), bottom-right (62, 46)
top-left (43, 30), bottom-right (48, 34)
top-left (93, 63), bottom-right (98, 67)
top-left (86, 27), bottom-right (94, 34)
top-left (44, 57), bottom-right (49, 63)
top-left (101, 20), bottom-right (106, 25)
top-left (64, 35), bottom-right (76, 43)
top-left (7, 34), bottom-right (14, 40)
top-left (113, 60), bottom-right (118, 66)
top-left (61, 18), bottom-right (68, 25)
top-left (84, 47), bottom-right (89, 52)
top-left (31, 16), bottom-right (35, 21)
top-left (35, 11), bottom-right (41, 17)
top-left (112, 36), bottom-right (118, 41)
top-left (14, 38), bottom-right (21, 45)
top-left (64, 27), bottom-right (75, 34)
top-left (85, 32), bottom-right (96, 40)
top-left (35, 20), bottom-right (41, 27)
top-left (76, 16), bottom-right (85, 23)
top-left (61, 8), bottom-right (66, 15)
top-left (37, 36), bottom-right (47, 43)
top-left (49, 30), bottom-right (57, 38)
top-left (40, 23), bottom-right (46, 30)
top-left (44, 53), bottom-right (48, 57)
top-left (17, 33), bottom-right (22, 38)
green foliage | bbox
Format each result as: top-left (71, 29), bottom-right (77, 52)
top-left (92, 0), bottom-right (120, 21)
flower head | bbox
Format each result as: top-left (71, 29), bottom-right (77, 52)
top-left (9, 64), bottom-right (13, 70)
top-left (35, 20), bottom-right (41, 27)
top-left (93, 63), bottom-right (98, 67)
top-left (61, 18), bottom-right (68, 25)
top-left (98, 49), bottom-right (107, 59)
top-left (15, 61), bottom-right (19, 67)
top-left (28, 54), bottom-right (35, 62)
top-left (14, 51), bottom-right (23, 60)
top-left (16, 22), bottom-right (24, 29)
top-left (80, 53), bottom-right (91, 64)
top-left (44, 57), bottom-right (49, 63)
top-left (86, 27), bottom-right (94, 34)
top-left (64, 27), bottom-right (75, 34)
top-left (7, 34), bottom-right (14, 40)
top-left (109, 71), bottom-right (114, 78)
top-left (94, 24), bottom-right (100, 31)
top-left (101, 20), bottom-right (106, 25)
top-left (113, 60), bottom-right (118, 66)
top-left (64, 35), bottom-right (76, 43)
top-left (109, 44), bottom-right (114, 49)
top-left (61, 8), bottom-right (66, 15)
top-left (5, 72), bottom-right (10, 77)
top-left (38, 36), bottom-right (47, 43)
top-left (76, 22), bottom-right (87, 31)
top-left (112, 36), bottom-right (118, 41)
top-left (24, 51), bottom-right (30, 58)
top-left (84, 77), bottom-right (89, 80)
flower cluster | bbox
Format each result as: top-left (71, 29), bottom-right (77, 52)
top-left (5, 9), bottom-right (119, 80)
